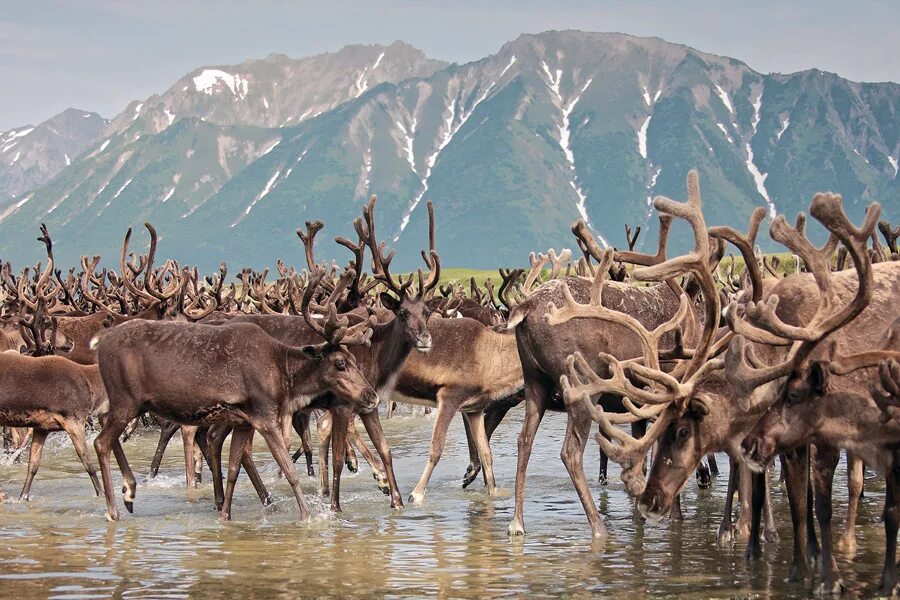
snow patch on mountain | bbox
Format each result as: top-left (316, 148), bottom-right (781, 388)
top-left (540, 63), bottom-right (604, 244)
top-left (0, 194), bottom-right (33, 224)
top-left (638, 116), bottom-right (651, 159)
top-left (714, 84), bottom-right (733, 114)
top-left (500, 55), bottom-right (517, 78)
top-left (193, 69), bottom-right (249, 99)
top-left (395, 77), bottom-right (499, 241)
top-left (355, 51), bottom-right (386, 98)
top-left (744, 91), bottom-right (775, 218)
top-left (233, 169), bottom-right (281, 226)
top-left (716, 123), bottom-right (734, 144)
top-left (776, 117), bottom-right (790, 141)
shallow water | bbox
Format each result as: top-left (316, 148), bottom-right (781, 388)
top-left (0, 411), bottom-right (891, 598)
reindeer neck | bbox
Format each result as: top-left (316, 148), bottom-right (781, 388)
top-left (279, 345), bottom-right (321, 397)
top-left (371, 318), bottom-right (414, 390)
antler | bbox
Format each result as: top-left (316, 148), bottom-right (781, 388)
top-left (724, 195), bottom-right (880, 394)
top-left (300, 266), bottom-right (374, 348)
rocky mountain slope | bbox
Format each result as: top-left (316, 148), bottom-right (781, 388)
top-left (0, 108), bottom-right (107, 202)
top-left (1, 32), bottom-right (896, 270)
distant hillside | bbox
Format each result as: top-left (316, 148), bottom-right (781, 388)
top-left (1, 32), bottom-right (896, 270)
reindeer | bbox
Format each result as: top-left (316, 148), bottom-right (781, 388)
top-left (0, 260), bottom-right (109, 502)
top-left (565, 192), bottom-right (889, 592)
top-left (92, 266), bottom-right (377, 522)
top-left (504, 172), bottom-right (720, 538)
top-left (738, 266), bottom-right (900, 592)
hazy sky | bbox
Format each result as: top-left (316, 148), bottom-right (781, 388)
top-left (2, 0), bottom-right (898, 130)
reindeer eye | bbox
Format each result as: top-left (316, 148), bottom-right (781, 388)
top-left (398, 309), bottom-right (409, 320)
top-left (786, 390), bottom-right (800, 405)
top-left (677, 427), bottom-right (690, 440)
top-left (335, 359), bottom-right (347, 371)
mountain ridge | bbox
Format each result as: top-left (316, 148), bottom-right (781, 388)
top-left (0, 31), bottom-right (896, 270)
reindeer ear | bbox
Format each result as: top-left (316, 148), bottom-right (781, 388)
top-left (808, 361), bottom-right (831, 395)
top-left (688, 396), bottom-right (710, 418)
top-left (379, 292), bottom-right (401, 312)
top-left (300, 345), bottom-right (324, 361)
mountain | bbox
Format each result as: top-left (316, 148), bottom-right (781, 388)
top-left (1, 32), bottom-right (896, 271)
top-left (0, 108), bottom-right (107, 203)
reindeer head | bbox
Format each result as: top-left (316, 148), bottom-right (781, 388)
top-left (347, 195), bottom-right (440, 353)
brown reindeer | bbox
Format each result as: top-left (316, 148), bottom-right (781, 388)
top-left (505, 171), bottom-right (718, 538)
top-left (739, 274), bottom-right (900, 593)
top-left (0, 261), bottom-right (109, 501)
top-left (92, 266), bottom-right (377, 522)
top-left (570, 195), bottom-right (877, 592)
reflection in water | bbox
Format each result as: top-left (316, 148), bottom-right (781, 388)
top-left (0, 412), bottom-right (889, 598)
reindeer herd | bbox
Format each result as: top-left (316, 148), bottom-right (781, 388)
top-left (1, 171), bottom-right (898, 596)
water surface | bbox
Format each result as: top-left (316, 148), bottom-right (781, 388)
top-left (0, 411), bottom-right (889, 598)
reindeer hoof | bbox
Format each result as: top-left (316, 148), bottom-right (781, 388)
top-left (218, 510), bottom-right (232, 521)
top-left (408, 490), bottom-right (425, 504)
top-left (717, 528), bottom-right (734, 546)
top-left (598, 474), bottom-right (608, 486)
top-left (462, 464), bottom-right (480, 488)
top-left (835, 534), bottom-right (857, 558)
top-left (263, 494), bottom-right (275, 507)
top-left (106, 509), bottom-right (120, 522)
top-left (346, 459), bottom-right (359, 474)
top-left (814, 579), bottom-right (845, 597)
top-left (507, 519), bottom-right (525, 537)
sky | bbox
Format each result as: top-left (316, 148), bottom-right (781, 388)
top-left (2, 0), bottom-right (898, 131)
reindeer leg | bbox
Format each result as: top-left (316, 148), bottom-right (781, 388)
top-left (782, 448), bottom-right (812, 582)
top-left (597, 426), bottom-right (610, 486)
top-left (461, 414), bottom-right (481, 487)
top-left (707, 453), bottom-right (719, 477)
top-left (347, 419), bottom-right (388, 494)
top-left (317, 411), bottom-right (332, 497)
top-left (111, 438), bottom-right (137, 515)
top-left (561, 407), bottom-right (607, 538)
top-left (717, 455), bottom-right (739, 545)
top-left (219, 425), bottom-right (251, 521)
top-left (813, 445), bottom-right (845, 595)
top-left (194, 427), bottom-right (212, 483)
top-left (509, 379), bottom-right (550, 537)
top-left (762, 464), bottom-right (778, 542)
top-left (877, 455), bottom-right (900, 597)
top-left (465, 399), bottom-right (514, 489)
top-left (329, 407), bottom-right (350, 513)
top-left (180, 425), bottom-right (199, 489)
top-left (239, 432), bottom-right (273, 507)
top-left (64, 420), bottom-right (101, 496)
top-left (19, 428), bottom-right (48, 501)
top-left (696, 457), bottom-right (712, 490)
top-left (359, 409), bottom-right (403, 509)
top-left (409, 396), bottom-right (457, 504)
top-left (464, 410), bottom-right (496, 496)
top-left (736, 463), bottom-right (752, 538)
top-left (836, 451), bottom-right (862, 557)
top-left (149, 420), bottom-right (179, 478)
top-left (258, 424), bottom-right (310, 521)
top-left (206, 425), bottom-right (229, 511)
top-left (291, 412), bottom-right (314, 476)
top-left (94, 415), bottom-right (127, 522)
top-left (344, 431), bottom-right (359, 474)
top-left (744, 470), bottom-right (765, 561)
